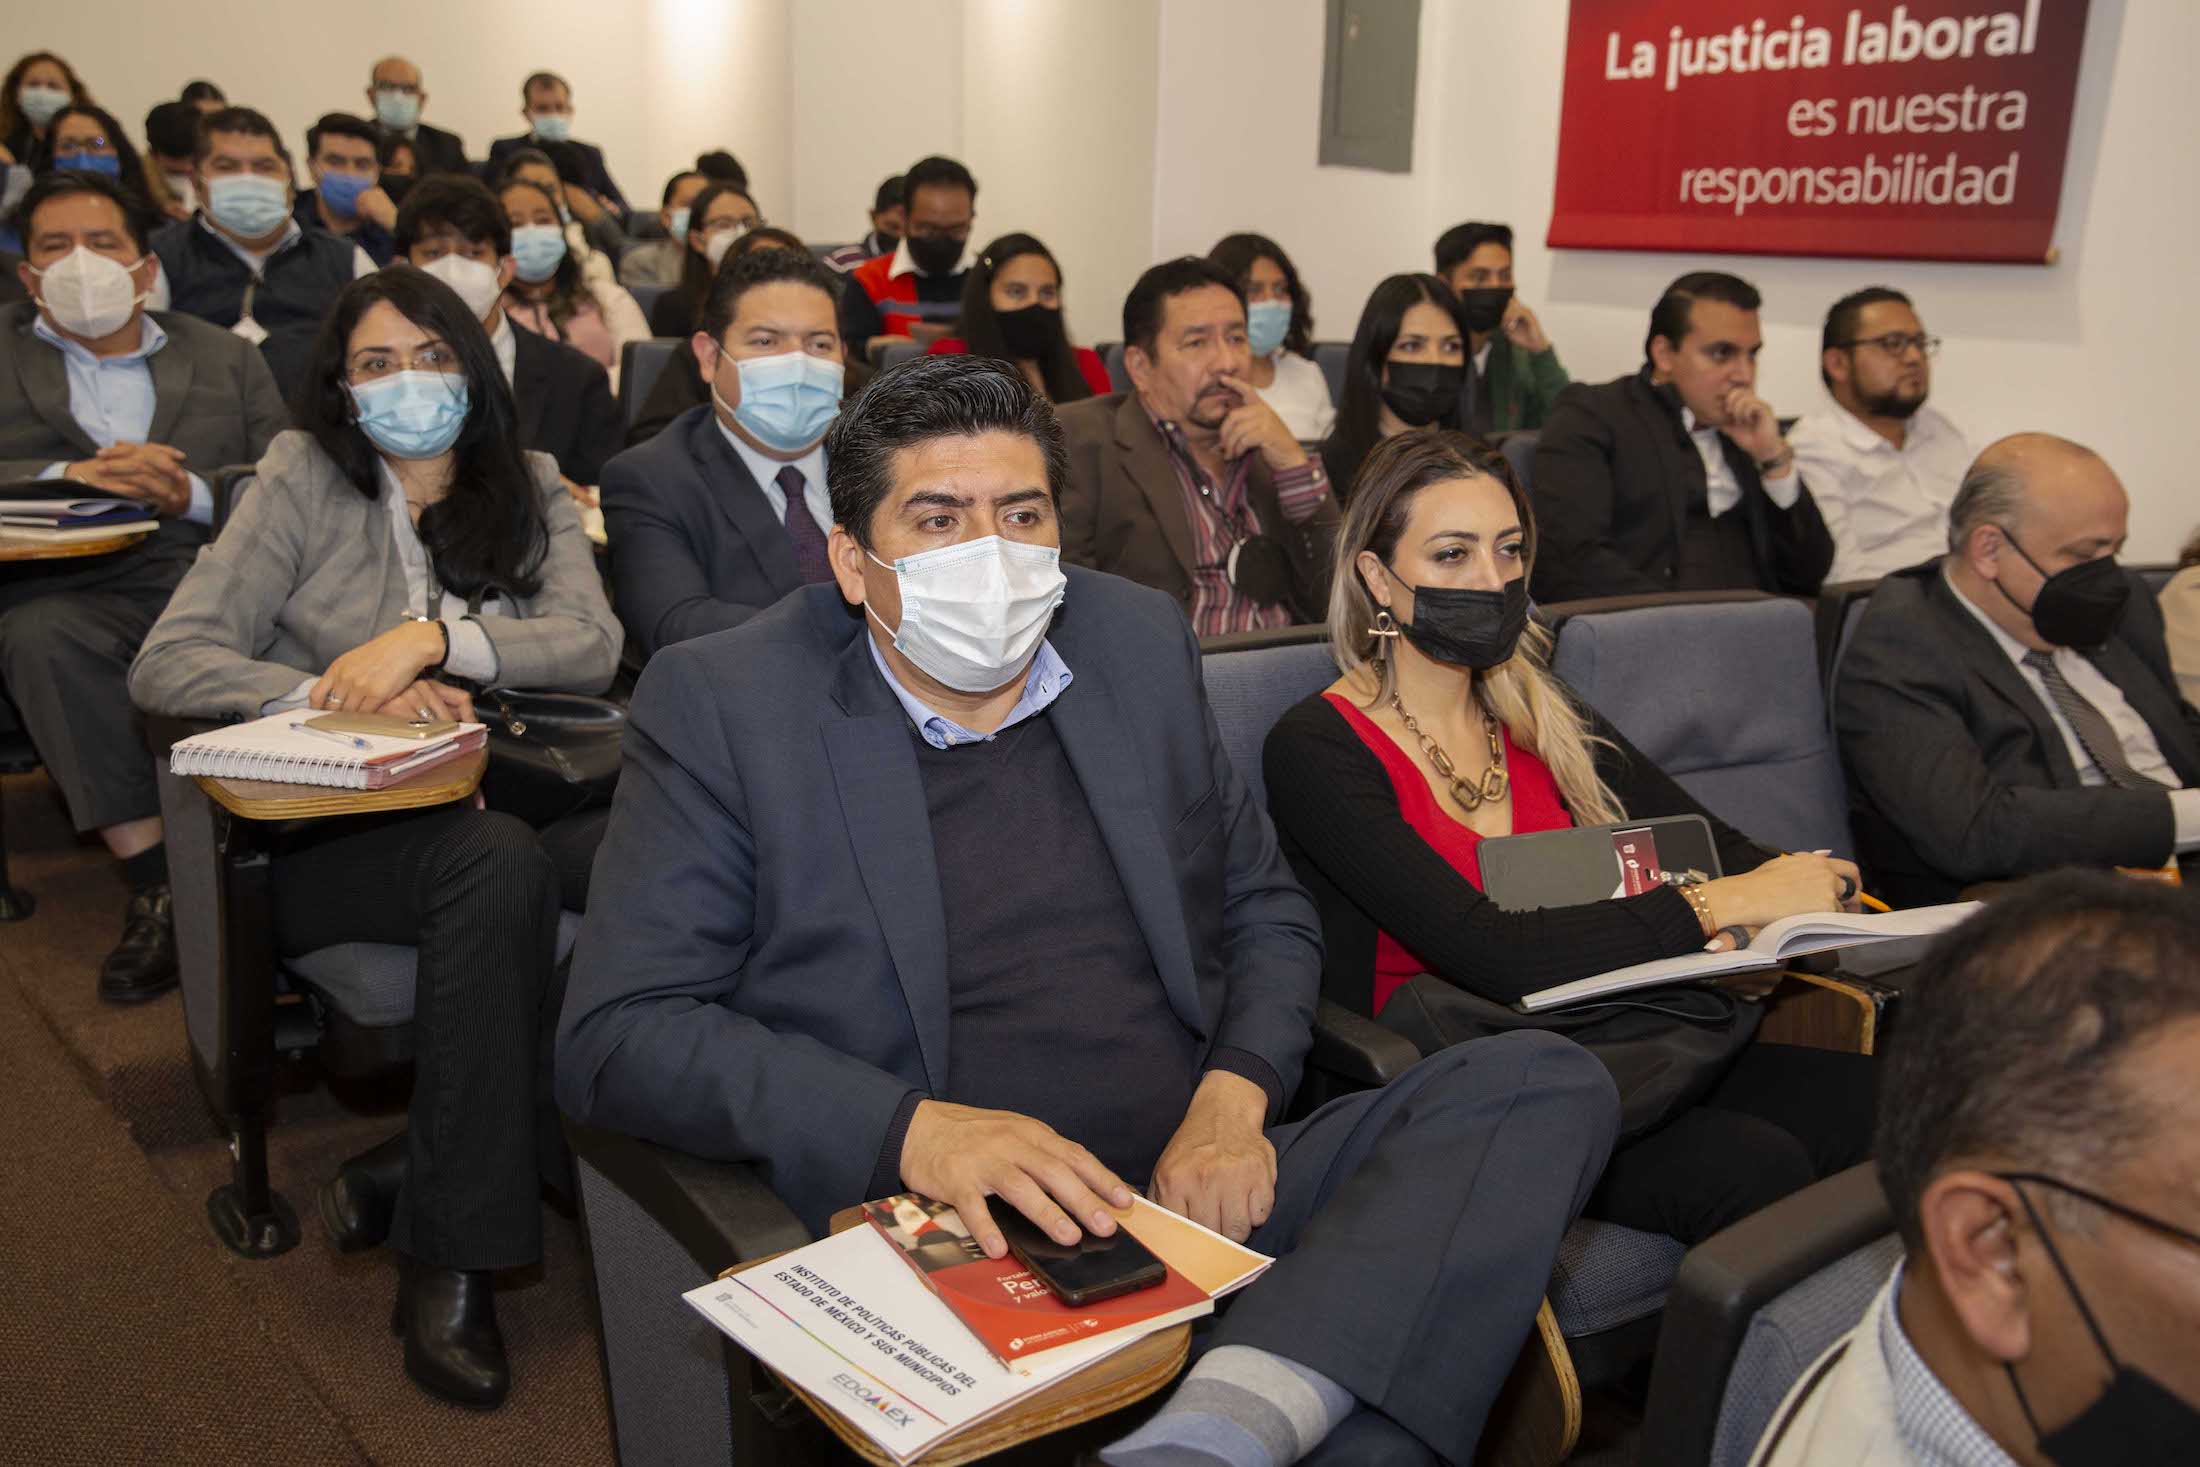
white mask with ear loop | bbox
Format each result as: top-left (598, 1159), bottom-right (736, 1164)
top-left (866, 535), bottom-right (1067, 693)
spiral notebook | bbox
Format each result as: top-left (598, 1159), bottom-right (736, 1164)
top-left (169, 712), bottom-right (487, 790)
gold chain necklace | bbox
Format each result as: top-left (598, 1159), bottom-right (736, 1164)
top-left (1390, 694), bottom-right (1509, 812)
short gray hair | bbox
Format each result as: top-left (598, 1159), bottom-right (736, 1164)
top-left (1946, 457), bottom-right (2027, 553)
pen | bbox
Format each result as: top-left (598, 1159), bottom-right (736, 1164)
top-left (291, 721), bottom-right (371, 750)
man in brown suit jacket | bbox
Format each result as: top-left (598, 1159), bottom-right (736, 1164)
top-left (1059, 257), bottom-right (1337, 635)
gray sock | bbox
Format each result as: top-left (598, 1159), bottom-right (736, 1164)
top-left (1101, 1344), bottom-right (1355, 1467)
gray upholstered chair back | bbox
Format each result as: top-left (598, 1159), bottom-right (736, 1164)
top-left (1313, 341), bottom-right (1349, 403)
top-left (1551, 595), bottom-right (1855, 858)
top-left (626, 284), bottom-right (672, 323)
top-left (1198, 638), bottom-right (1338, 812)
top-left (620, 338), bottom-right (681, 434)
top-left (1496, 429), bottom-right (1538, 496)
top-left (1708, 1234), bottom-right (1902, 1467)
top-left (1103, 342), bottom-right (1132, 392)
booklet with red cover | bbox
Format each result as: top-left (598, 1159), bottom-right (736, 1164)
top-left (861, 1194), bottom-right (1270, 1369)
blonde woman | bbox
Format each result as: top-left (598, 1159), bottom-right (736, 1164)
top-left (1262, 429), bottom-right (1874, 1243)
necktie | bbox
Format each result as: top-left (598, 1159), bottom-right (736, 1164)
top-left (777, 465), bottom-right (832, 584)
top-left (2021, 650), bottom-right (2159, 790)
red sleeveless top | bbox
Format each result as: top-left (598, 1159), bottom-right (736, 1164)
top-left (1323, 693), bottom-right (1575, 1014)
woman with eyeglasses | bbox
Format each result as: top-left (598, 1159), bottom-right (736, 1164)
top-left (129, 265), bottom-right (620, 1411)
top-left (650, 180), bottom-right (762, 339)
top-left (1263, 429), bottom-right (1876, 1246)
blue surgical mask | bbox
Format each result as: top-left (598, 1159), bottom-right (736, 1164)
top-left (350, 371), bottom-right (470, 460)
top-left (713, 349), bottom-right (843, 454)
top-left (530, 113), bottom-right (572, 144)
top-left (205, 174), bottom-right (291, 238)
top-left (373, 89), bottom-right (421, 131)
top-left (1246, 299), bottom-right (1291, 359)
top-left (53, 150), bottom-right (122, 178)
top-left (666, 205), bottom-right (690, 243)
top-left (510, 223), bottom-right (568, 283)
top-left (316, 170), bottom-right (373, 220)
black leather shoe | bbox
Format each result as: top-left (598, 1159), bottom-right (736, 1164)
top-left (320, 1132), bottom-right (407, 1252)
top-left (392, 1259), bottom-right (509, 1409)
top-left (98, 884), bottom-right (177, 1004)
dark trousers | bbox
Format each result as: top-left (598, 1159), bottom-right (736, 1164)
top-left (1216, 1032), bottom-right (1620, 1465)
top-left (0, 538), bottom-right (192, 833)
top-left (273, 805), bottom-right (561, 1271)
top-left (1585, 1042), bottom-right (1877, 1245)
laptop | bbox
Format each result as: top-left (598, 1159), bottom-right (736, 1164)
top-left (1478, 815), bottom-right (1721, 913)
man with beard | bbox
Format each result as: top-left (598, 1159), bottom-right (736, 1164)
top-left (1433, 220), bottom-right (1569, 434)
top-left (1059, 257), bottom-right (1338, 634)
top-left (1791, 288), bottom-right (1972, 583)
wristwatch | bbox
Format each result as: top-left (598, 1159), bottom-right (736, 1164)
top-left (411, 614), bottom-right (451, 673)
top-left (1756, 445), bottom-right (1795, 475)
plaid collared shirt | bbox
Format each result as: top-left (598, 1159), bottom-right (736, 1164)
top-left (1880, 1262), bottom-right (2025, 1467)
top-left (1141, 403), bottom-right (1330, 637)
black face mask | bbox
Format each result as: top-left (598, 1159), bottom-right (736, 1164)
top-left (874, 229), bottom-right (901, 253)
top-left (906, 234), bottom-right (965, 277)
top-left (1991, 530), bottom-right (2131, 649)
top-left (994, 303), bottom-right (1062, 361)
top-left (1380, 362), bottom-right (1465, 427)
top-left (1997, 1175), bottom-right (2200, 1467)
top-left (1392, 576), bottom-right (1530, 670)
top-left (1457, 286), bottom-right (1513, 335)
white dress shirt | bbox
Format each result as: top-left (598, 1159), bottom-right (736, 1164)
top-left (1789, 404), bottom-right (1971, 582)
top-left (491, 312), bottom-right (518, 387)
top-left (1946, 569), bottom-right (2200, 850)
top-left (714, 417), bottom-right (832, 530)
top-left (31, 314), bottom-right (214, 525)
top-left (1681, 406), bottom-right (1800, 517)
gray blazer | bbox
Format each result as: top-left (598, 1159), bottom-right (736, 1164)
top-left (0, 301), bottom-right (288, 568)
top-left (129, 430), bottom-right (621, 720)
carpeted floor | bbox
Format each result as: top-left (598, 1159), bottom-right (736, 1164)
top-left (0, 769), bottom-right (615, 1466)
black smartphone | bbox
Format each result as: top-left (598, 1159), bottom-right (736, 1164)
top-left (995, 1210), bottom-right (1167, 1307)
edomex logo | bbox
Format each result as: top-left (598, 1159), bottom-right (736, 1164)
top-left (829, 1372), bottom-right (915, 1429)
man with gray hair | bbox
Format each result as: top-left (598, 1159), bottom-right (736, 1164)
top-left (1751, 871), bottom-right (2200, 1465)
top-left (1835, 432), bottom-right (2200, 905)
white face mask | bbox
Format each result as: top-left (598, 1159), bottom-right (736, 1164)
top-left (866, 535), bottom-right (1067, 693)
top-left (704, 222), bottom-right (748, 271)
top-left (29, 245), bottom-right (149, 339)
top-left (421, 252), bottom-right (503, 321)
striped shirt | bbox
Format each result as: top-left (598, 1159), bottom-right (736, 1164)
top-left (1142, 402), bottom-right (1331, 637)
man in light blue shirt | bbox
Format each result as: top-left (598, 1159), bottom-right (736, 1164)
top-left (2, 170), bottom-right (286, 1002)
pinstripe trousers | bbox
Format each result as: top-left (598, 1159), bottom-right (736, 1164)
top-left (273, 805), bottom-right (562, 1271)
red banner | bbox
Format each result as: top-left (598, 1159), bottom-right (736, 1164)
top-left (1548, 0), bottom-right (2090, 263)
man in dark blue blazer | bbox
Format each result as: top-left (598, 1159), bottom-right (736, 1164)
top-left (559, 356), bottom-right (1620, 1464)
top-left (600, 247), bottom-right (850, 662)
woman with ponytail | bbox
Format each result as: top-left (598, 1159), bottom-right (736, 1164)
top-left (1263, 428), bottom-right (1876, 1244)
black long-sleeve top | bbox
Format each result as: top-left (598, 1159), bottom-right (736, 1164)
top-left (1263, 690), bottom-right (1776, 1013)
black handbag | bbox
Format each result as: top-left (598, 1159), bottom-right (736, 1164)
top-left (1378, 974), bottom-right (1761, 1141)
top-left (474, 685), bottom-right (626, 826)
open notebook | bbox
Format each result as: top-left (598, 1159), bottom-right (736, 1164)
top-left (1515, 902), bottom-right (1982, 1013)
top-left (169, 712), bottom-right (487, 790)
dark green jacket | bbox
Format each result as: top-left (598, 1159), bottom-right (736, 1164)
top-left (1478, 338), bottom-right (1570, 433)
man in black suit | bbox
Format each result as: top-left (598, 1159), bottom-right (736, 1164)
top-left (393, 177), bottom-right (620, 498)
top-left (3, 172), bottom-right (287, 1000)
top-left (600, 247), bottom-right (848, 662)
top-left (560, 355), bottom-right (1619, 1465)
top-left (366, 56), bottom-right (468, 178)
top-left (484, 73), bottom-right (628, 216)
top-left (1837, 433), bottom-right (2200, 906)
top-left (1532, 271), bottom-right (1833, 603)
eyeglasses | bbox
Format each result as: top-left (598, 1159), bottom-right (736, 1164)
top-left (1841, 332), bottom-right (1940, 358)
top-left (1996, 1172), bottom-right (2200, 1255)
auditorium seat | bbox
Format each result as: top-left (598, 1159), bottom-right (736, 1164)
top-left (1639, 1163), bottom-right (1897, 1467)
top-left (2134, 561), bottom-right (2177, 594)
top-left (1103, 341), bottom-right (1132, 392)
top-left (619, 338), bottom-right (681, 436)
top-left (625, 283), bottom-right (672, 325)
top-left (1813, 579), bottom-right (1881, 711)
top-left (1545, 591), bottom-right (1855, 858)
top-left (1312, 341), bottom-right (1349, 403)
top-left (873, 338), bottom-right (923, 373)
top-left (1491, 428), bottom-right (1539, 496)
top-left (0, 714), bottom-right (38, 921)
